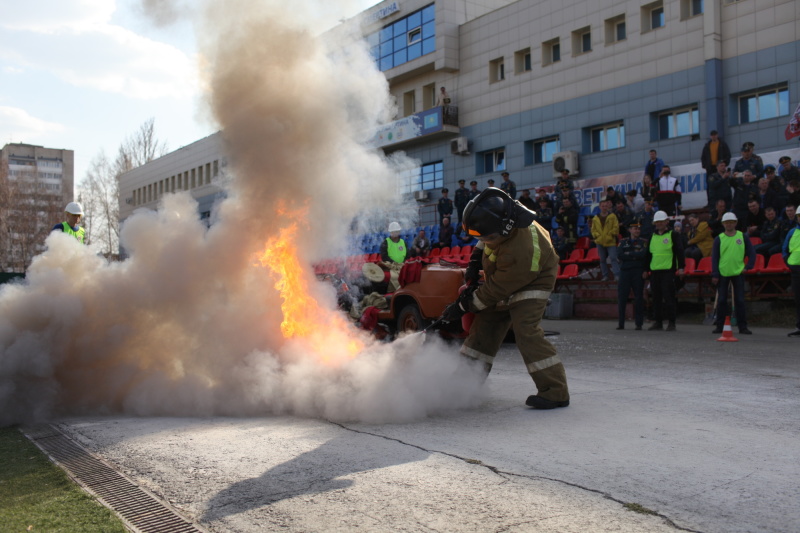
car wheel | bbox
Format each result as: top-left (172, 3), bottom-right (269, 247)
top-left (397, 304), bottom-right (424, 333)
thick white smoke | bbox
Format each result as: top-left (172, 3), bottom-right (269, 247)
top-left (0, 0), bottom-right (485, 426)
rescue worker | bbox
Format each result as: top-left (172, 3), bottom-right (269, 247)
top-left (644, 211), bottom-right (685, 331)
top-left (454, 179), bottom-right (470, 227)
top-left (711, 212), bottom-right (756, 335)
top-left (51, 202), bottom-right (86, 243)
top-left (782, 209), bottom-right (800, 337)
top-left (378, 221), bottom-right (407, 292)
top-left (441, 188), bottom-right (570, 409)
top-left (617, 222), bottom-right (647, 330)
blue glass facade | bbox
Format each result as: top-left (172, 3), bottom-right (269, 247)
top-left (368, 4), bottom-right (435, 72)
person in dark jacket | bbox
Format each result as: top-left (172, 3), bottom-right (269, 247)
top-left (616, 223), bottom-right (648, 330)
top-left (700, 130), bottom-right (731, 177)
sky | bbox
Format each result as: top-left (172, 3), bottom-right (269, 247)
top-left (0, 0), bottom-right (378, 186)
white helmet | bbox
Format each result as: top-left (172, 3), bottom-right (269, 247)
top-left (65, 202), bottom-right (84, 215)
top-left (388, 221), bottom-right (401, 233)
top-left (653, 210), bottom-right (669, 222)
top-left (721, 212), bottom-right (737, 222)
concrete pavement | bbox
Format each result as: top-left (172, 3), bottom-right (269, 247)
top-left (55, 319), bottom-right (800, 533)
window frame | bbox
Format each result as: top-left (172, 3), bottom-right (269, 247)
top-left (589, 122), bottom-right (625, 153)
top-left (641, 1), bottom-right (665, 33)
top-left (572, 27), bottom-right (592, 56)
top-left (489, 57), bottom-right (505, 83)
top-left (737, 85), bottom-right (790, 124)
top-left (479, 148), bottom-right (507, 174)
top-left (531, 136), bottom-right (561, 165)
top-left (514, 47), bottom-right (532, 74)
top-left (657, 105), bottom-right (700, 140)
top-left (542, 38), bottom-right (561, 66)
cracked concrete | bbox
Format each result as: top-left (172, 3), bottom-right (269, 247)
top-left (53, 319), bottom-right (799, 532)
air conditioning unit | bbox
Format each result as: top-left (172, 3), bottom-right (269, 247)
top-left (413, 190), bottom-right (429, 201)
top-left (552, 151), bottom-right (579, 178)
top-left (450, 137), bottom-right (470, 155)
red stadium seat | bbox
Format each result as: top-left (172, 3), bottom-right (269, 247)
top-left (690, 256), bottom-right (712, 276)
top-left (557, 263), bottom-right (579, 279)
top-left (579, 247), bottom-right (600, 264)
top-left (760, 253), bottom-right (790, 274)
top-left (683, 257), bottom-right (696, 275)
top-left (561, 248), bottom-right (584, 264)
top-left (575, 236), bottom-right (591, 249)
top-left (745, 254), bottom-right (765, 275)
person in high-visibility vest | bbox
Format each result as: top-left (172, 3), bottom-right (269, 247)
top-left (644, 210), bottom-right (685, 331)
top-left (782, 209), bottom-right (800, 337)
top-left (711, 212), bottom-right (756, 335)
top-left (51, 202), bottom-right (86, 243)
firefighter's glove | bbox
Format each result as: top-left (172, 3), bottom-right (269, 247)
top-left (457, 284), bottom-right (478, 313)
top-left (464, 263), bottom-right (480, 285)
top-left (440, 302), bottom-right (466, 324)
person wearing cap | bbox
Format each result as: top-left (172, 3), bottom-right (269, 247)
top-left (700, 130), bottom-right (731, 177)
top-left (763, 164), bottom-right (787, 206)
top-left (778, 156), bottom-right (800, 183)
top-left (707, 160), bottom-right (733, 213)
top-left (499, 171), bottom-right (516, 199)
top-left (617, 222), bottom-right (648, 330)
top-left (468, 180), bottom-right (481, 200)
top-left (518, 188), bottom-right (536, 211)
top-left (442, 188), bottom-right (570, 409)
top-left (437, 188), bottom-right (453, 225)
top-left (535, 188), bottom-right (553, 210)
top-left (645, 210), bottom-right (685, 331)
top-left (487, 178), bottom-right (495, 187)
top-left (454, 179), bottom-right (470, 227)
top-left (733, 142), bottom-right (764, 178)
top-left (52, 202), bottom-right (86, 243)
top-left (781, 208), bottom-right (800, 337)
top-left (534, 196), bottom-right (553, 232)
top-left (732, 170), bottom-right (758, 232)
top-left (711, 212), bottom-right (756, 335)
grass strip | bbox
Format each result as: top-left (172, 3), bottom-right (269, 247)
top-left (0, 426), bottom-right (127, 533)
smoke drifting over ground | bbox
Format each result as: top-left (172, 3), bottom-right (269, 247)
top-left (0, 0), bottom-right (485, 426)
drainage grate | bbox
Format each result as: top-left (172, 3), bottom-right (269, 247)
top-left (22, 424), bottom-right (203, 533)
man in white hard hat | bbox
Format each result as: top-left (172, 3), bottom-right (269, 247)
top-left (377, 221), bottom-right (407, 291)
top-left (51, 202), bottom-right (86, 243)
top-left (711, 212), bottom-right (756, 335)
top-left (644, 210), bottom-right (685, 331)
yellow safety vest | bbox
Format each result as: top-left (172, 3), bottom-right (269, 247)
top-left (62, 222), bottom-right (86, 244)
top-left (788, 229), bottom-right (800, 266)
top-left (718, 231), bottom-right (745, 277)
top-left (649, 231), bottom-right (673, 270)
top-left (386, 238), bottom-right (406, 264)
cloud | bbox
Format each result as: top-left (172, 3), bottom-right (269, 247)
top-left (0, 106), bottom-right (66, 140)
top-left (0, 0), bottom-right (115, 33)
top-left (0, 2), bottom-right (198, 99)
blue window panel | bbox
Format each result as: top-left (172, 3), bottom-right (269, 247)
top-left (393, 49), bottom-right (407, 65)
top-left (692, 109), bottom-right (699, 134)
top-left (369, 45), bottom-right (379, 60)
top-left (380, 26), bottom-right (393, 42)
top-left (393, 18), bottom-right (407, 36)
top-left (759, 93), bottom-right (778, 120)
top-left (422, 20), bottom-right (435, 39)
top-left (422, 5), bottom-right (435, 23)
top-left (779, 89), bottom-right (789, 115)
top-left (380, 55), bottom-right (393, 71)
top-left (422, 37), bottom-right (435, 56)
top-left (591, 129), bottom-right (603, 152)
top-left (380, 41), bottom-right (393, 57)
top-left (393, 35), bottom-right (406, 51)
top-left (407, 11), bottom-right (421, 29)
top-left (407, 42), bottom-right (422, 61)
top-left (366, 32), bottom-right (379, 47)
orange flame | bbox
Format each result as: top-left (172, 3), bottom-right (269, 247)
top-left (258, 207), bottom-right (363, 365)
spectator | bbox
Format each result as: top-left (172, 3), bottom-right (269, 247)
top-left (755, 206), bottom-right (783, 257)
top-left (468, 179), bottom-right (481, 200)
top-left (605, 187), bottom-right (625, 209)
top-left (518, 189), bottom-right (536, 210)
top-left (614, 200), bottom-right (634, 238)
top-left (733, 142), bottom-right (764, 178)
top-left (435, 217), bottom-right (455, 249)
top-left (711, 212), bottom-right (756, 335)
top-left (641, 174), bottom-right (657, 203)
top-left (708, 198), bottom-right (730, 238)
top-left (552, 226), bottom-right (570, 262)
top-left (435, 86), bottom-right (451, 106)
top-left (746, 199), bottom-right (766, 237)
top-left (673, 220), bottom-right (688, 250)
top-left (700, 130), bottom-right (731, 177)
top-left (499, 171), bottom-right (516, 199)
top-left (454, 179), bottom-right (470, 227)
top-left (437, 188), bottom-right (454, 225)
top-left (616, 222), bottom-right (648, 330)
top-left (626, 189), bottom-right (645, 214)
top-left (781, 208), bottom-right (800, 337)
top-left (732, 170), bottom-right (758, 231)
top-left (536, 188), bottom-right (553, 210)
top-left (553, 183), bottom-right (578, 212)
top-left (764, 165), bottom-right (788, 210)
top-left (778, 155), bottom-right (800, 183)
top-left (684, 213), bottom-right (713, 261)
top-left (409, 229), bottom-right (431, 258)
top-left (755, 177), bottom-right (780, 213)
top-left (643, 149), bottom-right (665, 182)
top-left (638, 200), bottom-right (656, 241)
top-left (786, 181), bottom-right (800, 212)
top-left (656, 165), bottom-right (682, 216)
top-left (554, 196), bottom-right (579, 254)
top-left (591, 199), bottom-right (620, 281)
top-left (535, 198), bottom-right (553, 232)
top-left (487, 178), bottom-right (495, 188)
top-left (707, 160), bottom-right (733, 212)
top-left (645, 210), bottom-right (685, 331)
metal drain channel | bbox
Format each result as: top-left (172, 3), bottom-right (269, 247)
top-left (22, 424), bottom-right (203, 533)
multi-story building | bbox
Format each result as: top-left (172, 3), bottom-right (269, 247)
top-left (0, 143), bottom-right (75, 271)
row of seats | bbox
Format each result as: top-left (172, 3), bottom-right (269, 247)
top-left (313, 245), bottom-right (475, 276)
top-left (357, 225), bottom-right (479, 254)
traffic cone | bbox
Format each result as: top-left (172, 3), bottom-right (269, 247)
top-left (716, 316), bottom-right (738, 342)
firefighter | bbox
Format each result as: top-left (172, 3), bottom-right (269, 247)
top-left (51, 202), bottom-right (86, 243)
top-left (441, 188), bottom-right (570, 409)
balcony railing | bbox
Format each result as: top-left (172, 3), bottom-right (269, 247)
top-left (370, 105), bottom-right (459, 150)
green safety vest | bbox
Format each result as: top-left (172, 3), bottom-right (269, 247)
top-left (649, 231), bottom-right (673, 270)
top-left (718, 231), bottom-right (745, 277)
top-left (62, 222), bottom-right (86, 244)
top-left (386, 237), bottom-right (406, 264)
top-left (788, 229), bottom-right (800, 266)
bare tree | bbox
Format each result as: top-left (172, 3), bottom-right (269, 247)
top-left (116, 117), bottom-right (168, 173)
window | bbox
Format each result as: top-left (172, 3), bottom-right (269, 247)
top-left (641, 1), bottom-right (665, 32)
top-left (489, 57), bottom-right (505, 83)
top-left (479, 149), bottom-right (506, 174)
top-left (605, 15), bottom-right (626, 44)
top-left (572, 27), bottom-right (592, 56)
top-left (658, 106), bottom-right (699, 139)
top-left (680, 0), bottom-right (703, 18)
top-left (738, 85), bottom-right (790, 124)
top-left (525, 136), bottom-right (561, 165)
top-left (514, 48), bottom-right (532, 73)
top-left (368, 4), bottom-right (435, 72)
top-left (542, 38), bottom-right (560, 66)
top-left (590, 122), bottom-right (625, 152)
top-left (400, 161), bottom-right (444, 194)
top-left (403, 90), bottom-right (416, 116)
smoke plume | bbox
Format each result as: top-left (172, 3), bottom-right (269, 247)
top-left (0, 0), bottom-right (485, 426)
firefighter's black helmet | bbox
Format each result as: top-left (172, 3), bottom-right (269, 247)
top-left (462, 187), bottom-right (513, 237)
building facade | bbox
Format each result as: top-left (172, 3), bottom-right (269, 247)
top-left (365, 0), bottom-right (800, 216)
